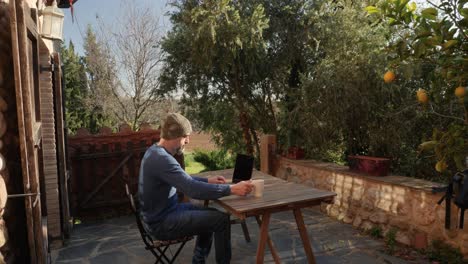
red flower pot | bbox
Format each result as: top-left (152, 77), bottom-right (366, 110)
top-left (286, 147), bottom-right (305, 160)
top-left (348, 155), bottom-right (391, 176)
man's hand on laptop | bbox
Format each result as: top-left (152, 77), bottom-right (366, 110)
top-left (230, 180), bottom-right (254, 196)
top-left (208, 175), bottom-right (227, 184)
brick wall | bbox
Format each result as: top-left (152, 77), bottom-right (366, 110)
top-left (38, 41), bottom-right (61, 240)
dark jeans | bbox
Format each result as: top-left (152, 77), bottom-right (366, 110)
top-left (149, 203), bottom-right (231, 264)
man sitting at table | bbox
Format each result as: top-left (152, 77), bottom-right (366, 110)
top-left (138, 112), bottom-right (254, 264)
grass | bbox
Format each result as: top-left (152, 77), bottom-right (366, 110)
top-left (185, 152), bottom-right (207, 174)
top-left (368, 226), bottom-right (382, 238)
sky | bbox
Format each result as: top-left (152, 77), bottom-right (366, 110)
top-left (62, 0), bottom-right (172, 56)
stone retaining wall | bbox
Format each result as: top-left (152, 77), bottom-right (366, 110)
top-left (274, 157), bottom-right (468, 255)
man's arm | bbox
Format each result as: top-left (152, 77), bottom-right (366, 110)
top-left (154, 156), bottom-right (230, 200)
top-left (191, 175), bottom-right (208, 182)
top-left (192, 175), bottom-right (227, 184)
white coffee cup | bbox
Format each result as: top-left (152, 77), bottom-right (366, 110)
top-left (252, 179), bottom-right (265, 197)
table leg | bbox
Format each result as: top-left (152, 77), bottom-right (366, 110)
top-left (240, 220), bottom-right (251, 242)
top-left (255, 216), bottom-right (280, 264)
top-left (293, 209), bottom-right (316, 264)
top-left (256, 212), bottom-right (271, 264)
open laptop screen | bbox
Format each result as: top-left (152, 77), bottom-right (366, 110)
top-left (232, 154), bottom-right (254, 183)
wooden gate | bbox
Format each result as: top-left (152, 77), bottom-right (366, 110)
top-left (68, 128), bottom-right (161, 219)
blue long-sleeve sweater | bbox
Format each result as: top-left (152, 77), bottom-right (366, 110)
top-left (138, 144), bottom-right (231, 227)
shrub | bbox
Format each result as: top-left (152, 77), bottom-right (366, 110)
top-left (385, 228), bottom-right (398, 254)
top-left (192, 149), bottom-right (235, 172)
top-left (426, 240), bottom-right (464, 264)
top-left (368, 226), bottom-right (382, 239)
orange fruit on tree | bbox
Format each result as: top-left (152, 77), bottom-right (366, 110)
top-left (383, 71), bottom-right (396, 83)
top-left (416, 89), bottom-right (429, 104)
top-left (435, 160), bottom-right (448, 173)
top-left (455, 86), bottom-right (466, 98)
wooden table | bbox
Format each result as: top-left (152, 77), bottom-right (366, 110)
top-left (197, 169), bottom-right (336, 264)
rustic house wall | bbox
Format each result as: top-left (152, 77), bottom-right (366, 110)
top-left (274, 157), bottom-right (468, 255)
top-left (0, 2), bottom-right (31, 263)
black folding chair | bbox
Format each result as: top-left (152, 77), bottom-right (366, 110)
top-left (125, 184), bottom-right (193, 264)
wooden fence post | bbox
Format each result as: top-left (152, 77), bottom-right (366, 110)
top-left (260, 135), bottom-right (276, 174)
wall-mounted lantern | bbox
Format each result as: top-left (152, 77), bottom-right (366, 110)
top-left (41, 0), bottom-right (64, 40)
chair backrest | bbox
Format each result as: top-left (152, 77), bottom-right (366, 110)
top-left (124, 183), bottom-right (157, 248)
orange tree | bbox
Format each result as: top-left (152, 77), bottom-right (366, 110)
top-left (367, 0), bottom-right (467, 175)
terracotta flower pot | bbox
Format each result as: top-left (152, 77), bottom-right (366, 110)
top-left (413, 232), bottom-right (428, 249)
top-left (286, 146), bottom-right (305, 160)
top-left (348, 155), bottom-right (391, 176)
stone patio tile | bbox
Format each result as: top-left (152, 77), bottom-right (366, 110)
top-left (314, 254), bottom-right (346, 264)
top-left (56, 260), bottom-right (90, 264)
top-left (56, 241), bottom-right (99, 260)
top-left (52, 208), bottom-right (431, 264)
top-left (89, 251), bottom-right (140, 264)
top-left (125, 244), bottom-right (155, 258)
top-left (96, 237), bottom-right (132, 253)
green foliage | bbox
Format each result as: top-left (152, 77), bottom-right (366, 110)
top-left (385, 227), bottom-right (398, 253)
top-left (184, 153), bottom-right (207, 174)
top-left (163, 0), bottom-right (453, 181)
top-left (62, 39), bottom-right (113, 134)
top-left (368, 226), bottom-right (383, 238)
top-left (192, 149), bottom-right (235, 172)
top-left (161, 0), bottom-right (317, 157)
top-left (367, 0), bottom-right (468, 175)
top-left (82, 25), bottom-right (116, 131)
top-left (426, 240), bottom-right (464, 264)
top-left (290, 0), bottom-right (438, 182)
top-left (182, 98), bottom-right (248, 155)
top-left (161, 0), bottom-right (273, 156)
top-left (61, 41), bottom-right (90, 134)
top-left (419, 124), bottom-right (468, 173)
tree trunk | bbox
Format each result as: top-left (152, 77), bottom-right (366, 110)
top-left (239, 111), bottom-right (254, 155)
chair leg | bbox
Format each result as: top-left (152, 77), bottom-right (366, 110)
top-left (157, 246), bottom-right (172, 263)
top-left (240, 220), bottom-right (251, 242)
top-left (149, 247), bottom-right (166, 264)
top-left (169, 241), bottom-right (188, 264)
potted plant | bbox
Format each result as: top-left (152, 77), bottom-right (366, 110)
top-left (348, 155), bottom-right (391, 176)
top-left (287, 146), bottom-right (305, 160)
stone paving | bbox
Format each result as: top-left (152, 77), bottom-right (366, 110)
top-left (51, 207), bottom-right (430, 264)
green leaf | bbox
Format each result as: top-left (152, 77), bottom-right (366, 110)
top-left (408, 2), bottom-right (417, 12)
top-left (460, 8), bottom-right (468, 18)
top-left (235, 36), bottom-right (242, 48)
top-left (389, 18), bottom-right (400, 26)
top-left (414, 41), bottom-right (427, 58)
top-left (442, 40), bottom-right (458, 50)
top-left (454, 154), bottom-right (465, 170)
top-left (365, 6), bottom-right (380, 15)
top-left (399, 0), bottom-right (411, 11)
top-left (419, 140), bottom-right (438, 151)
top-left (401, 63), bottom-right (414, 78)
top-left (415, 31), bottom-right (432, 39)
top-left (459, 18), bottom-right (468, 27)
top-left (421, 8), bottom-right (438, 20)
